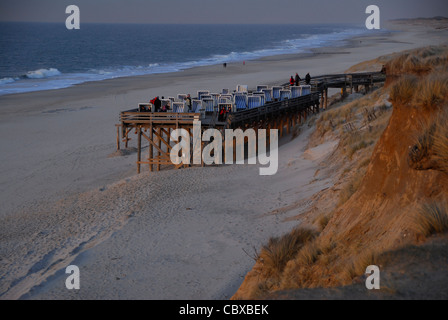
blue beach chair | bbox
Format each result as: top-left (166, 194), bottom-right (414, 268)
top-left (234, 94), bottom-right (247, 110)
top-left (202, 99), bottom-right (215, 112)
top-left (300, 85), bottom-right (311, 96)
top-left (272, 86), bottom-right (282, 100)
top-left (247, 96), bottom-right (262, 109)
top-left (262, 88), bottom-right (273, 102)
top-left (197, 90), bottom-right (210, 100)
top-left (290, 86), bottom-right (301, 98)
top-left (280, 90), bottom-right (291, 101)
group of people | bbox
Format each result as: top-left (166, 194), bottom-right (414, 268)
top-left (148, 96), bottom-right (169, 112)
top-left (144, 94), bottom-right (194, 112)
top-left (289, 72), bottom-right (311, 86)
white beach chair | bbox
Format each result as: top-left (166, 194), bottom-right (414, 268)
top-left (300, 85), bottom-right (311, 96)
top-left (247, 96), bottom-right (262, 109)
top-left (218, 103), bottom-right (233, 121)
top-left (290, 86), bottom-right (301, 98)
top-left (211, 93), bottom-right (220, 106)
top-left (192, 100), bottom-right (206, 118)
top-left (192, 99), bottom-right (202, 113)
top-left (138, 103), bottom-right (153, 112)
top-left (272, 86), bottom-right (282, 100)
top-left (197, 90), bottom-right (210, 100)
top-left (262, 88), bottom-right (273, 102)
top-left (253, 92), bottom-right (266, 106)
top-left (234, 94), bottom-right (248, 110)
top-left (201, 94), bottom-right (212, 101)
top-left (236, 84), bottom-right (248, 93)
top-left (256, 85), bottom-right (268, 92)
top-left (222, 88), bottom-right (230, 95)
top-left (172, 102), bottom-right (185, 113)
top-left (202, 99), bottom-right (215, 112)
top-left (220, 94), bottom-right (233, 101)
top-left (160, 99), bottom-right (171, 111)
top-left (178, 94), bottom-right (188, 100)
top-left (280, 90), bottom-right (291, 101)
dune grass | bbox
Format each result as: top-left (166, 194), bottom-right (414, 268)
top-left (385, 45), bottom-right (448, 75)
top-left (409, 108), bottom-right (448, 173)
top-left (259, 227), bottom-right (317, 276)
top-left (414, 74), bottom-right (448, 109)
top-left (389, 75), bottom-right (419, 105)
top-left (432, 111), bottom-right (448, 174)
top-left (412, 201), bottom-right (448, 237)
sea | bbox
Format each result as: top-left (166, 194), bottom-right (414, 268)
top-left (0, 23), bottom-right (373, 96)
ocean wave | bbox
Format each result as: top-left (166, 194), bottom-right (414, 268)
top-left (0, 77), bottom-right (16, 85)
top-left (25, 68), bottom-right (61, 79)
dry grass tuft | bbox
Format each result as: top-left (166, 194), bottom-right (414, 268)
top-left (294, 241), bottom-right (323, 266)
top-left (411, 201), bottom-right (448, 237)
top-left (433, 112), bottom-right (448, 174)
top-left (409, 108), bottom-right (448, 173)
top-left (389, 75), bottom-right (418, 105)
top-left (259, 228), bottom-right (317, 276)
top-left (315, 214), bottom-right (331, 231)
top-left (414, 74), bottom-right (448, 109)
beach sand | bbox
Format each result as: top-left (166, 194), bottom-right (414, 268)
top-left (1, 20), bottom-right (447, 300)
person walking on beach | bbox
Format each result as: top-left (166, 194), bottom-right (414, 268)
top-left (295, 73), bottom-right (301, 86)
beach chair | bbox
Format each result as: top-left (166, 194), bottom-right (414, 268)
top-left (197, 90), bottom-right (210, 100)
top-left (290, 86), bottom-right (301, 98)
top-left (262, 88), bottom-right (273, 102)
top-left (202, 99), bottom-right (215, 112)
top-left (178, 94), bottom-right (188, 100)
top-left (138, 103), bottom-right (153, 112)
top-left (200, 94), bottom-right (212, 101)
top-left (280, 90), bottom-right (291, 101)
top-left (222, 88), bottom-right (230, 95)
top-left (234, 94), bottom-right (248, 110)
top-left (236, 84), bottom-right (248, 93)
top-left (256, 85), bottom-right (268, 92)
top-left (272, 86), bottom-right (282, 100)
top-left (247, 96), bottom-right (262, 109)
top-left (160, 99), bottom-right (171, 111)
top-left (168, 97), bottom-right (175, 102)
top-left (218, 103), bottom-right (233, 122)
top-left (220, 94), bottom-right (233, 100)
top-left (211, 93), bottom-right (220, 106)
top-left (192, 100), bottom-right (206, 118)
top-left (300, 85), bottom-right (311, 95)
top-left (192, 99), bottom-right (202, 113)
top-left (172, 102), bottom-right (185, 113)
top-left (253, 92), bottom-right (266, 106)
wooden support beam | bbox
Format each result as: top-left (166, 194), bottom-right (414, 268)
top-left (137, 126), bottom-right (142, 174)
top-left (149, 124), bottom-right (153, 172)
top-left (116, 125), bottom-right (121, 151)
top-left (157, 128), bottom-right (161, 171)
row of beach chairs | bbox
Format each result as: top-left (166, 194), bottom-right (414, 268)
top-left (139, 84), bottom-right (312, 116)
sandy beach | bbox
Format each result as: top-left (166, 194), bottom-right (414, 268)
top-left (1, 20), bottom-right (447, 300)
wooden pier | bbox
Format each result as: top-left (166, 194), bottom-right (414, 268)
top-left (116, 71), bottom-right (385, 173)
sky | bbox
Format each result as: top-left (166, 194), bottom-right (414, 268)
top-left (0, 0), bottom-right (447, 24)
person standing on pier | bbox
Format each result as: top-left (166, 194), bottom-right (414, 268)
top-left (295, 73), bottom-right (301, 86)
top-left (289, 76), bottom-right (295, 86)
top-left (305, 73), bottom-right (311, 85)
top-left (185, 94), bottom-right (192, 112)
